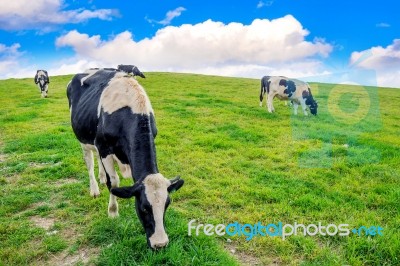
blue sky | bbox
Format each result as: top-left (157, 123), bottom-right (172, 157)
top-left (1, 0), bottom-right (399, 87)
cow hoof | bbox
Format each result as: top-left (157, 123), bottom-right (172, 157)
top-left (90, 184), bottom-right (100, 197)
top-left (108, 212), bottom-right (119, 219)
top-left (108, 202), bottom-right (119, 218)
top-left (90, 190), bottom-right (100, 197)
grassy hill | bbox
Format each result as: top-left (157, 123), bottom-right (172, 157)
top-left (0, 72), bottom-right (399, 265)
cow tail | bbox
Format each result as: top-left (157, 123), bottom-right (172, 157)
top-left (267, 80), bottom-right (271, 94)
top-left (98, 156), bottom-right (112, 191)
top-left (260, 79), bottom-right (265, 102)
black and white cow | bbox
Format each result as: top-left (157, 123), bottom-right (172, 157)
top-left (117, 64), bottom-right (146, 78)
top-left (259, 76), bottom-right (318, 116)
top-left (67, 69), bottom-right (184, 249)
top-left (34, 70), bottom-right (49, 98)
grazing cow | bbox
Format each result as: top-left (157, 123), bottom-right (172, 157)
top-left (34, 70), bottom-right (49, 98)
top-left (117, 64), bottom-right (146, 78)
top-left (67, 69), bottom-right (184, 249)
top-left (259, 76), bottom-right (318, 116)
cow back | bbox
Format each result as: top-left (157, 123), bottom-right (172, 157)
top-left (68, 70), bottom-right (119, 144)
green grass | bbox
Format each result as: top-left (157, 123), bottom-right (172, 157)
top-left (0, 73), bottom-right (399, 265)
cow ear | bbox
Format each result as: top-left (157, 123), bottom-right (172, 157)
top-left (111, 183), bottom-right (142, 198)
top-left (168, 176), bottom-right (184, 193)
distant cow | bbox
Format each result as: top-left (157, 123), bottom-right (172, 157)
top-left (67, 69), bottom-right (184, 249)
top-left (260, 76), bottom-right (318, 116)
top-left (117, 64), bottom-right (146, 78)
top-left (34, 70), bottom-right (49, 98)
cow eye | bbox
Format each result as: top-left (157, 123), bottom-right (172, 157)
top-left (142, 205), bottom-right (151, 214)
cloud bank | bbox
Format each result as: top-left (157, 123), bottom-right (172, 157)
top-left (55, 15), bottom-right (332, 78)
top-left (3, 13), bottom-right (399, 88)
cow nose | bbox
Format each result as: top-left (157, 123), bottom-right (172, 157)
top-left (151, 238), bottom-right (169, 249)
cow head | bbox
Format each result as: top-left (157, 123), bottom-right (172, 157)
top-left (35, 70), bottom-right (49, 98)
top-left (308, 100), bottom-right (318, 115)
top-left (110, 174), bottom-right (184, 249)
top-left (132, 66), bottom-right (146, 78)
top-left (302, 88), bottom-right (318, 116)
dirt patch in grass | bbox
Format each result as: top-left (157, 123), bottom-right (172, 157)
top-left (53, 178), bottom-right (80, 188)
top-left (30, 218), bottom-right (98, 265)
top-left (225, 241), bottom-right (282, 266)
top-left (30, 216), bottom-right (56, 230)
top-left (1, 173), bottom-right (21, 184)
top-left (29, 161), bottom-right (62, 169)
top-left (225, 241), bottom-right (262, 266)
top-left (45, 246), bottom-right (100, 266)
top-left (0, 153), bottom-right (7, 163)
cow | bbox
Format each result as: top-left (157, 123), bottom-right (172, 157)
top-left (117, 64), bottom-right (146, 78)
top-left (67, 69), bottom-right (184, 249)
top-left (259, 76), bottom-right (318, 116)
top-left (34, 70), bottom-right (49, 98)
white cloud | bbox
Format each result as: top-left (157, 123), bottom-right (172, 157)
top-left (47, 59), bottom-right (103, 76)
top-left (56, 15), bottom-right (332, 76)
top-left (175, 61), bottom-right (330, 80)
top-left (257, 1), bottom-right (274, 8)
top-left (0, 43), bottom-right (22, 55)
top-left (146, 7), bottom-right (186, 26)
top-left (159, 7), bottom-right (186, 25)
top-left (0, 0), bottom-right (118, 30)
top-left (376, 22), bottom-right (390, 28)
top-left (0, 43), bottom-right (49, 79)
top-left (350, 39), bottom-right (400, 70)
top-left (0, 43), bottom-right (25, 75)
top-left (350, 39), bottom-right (400, 88)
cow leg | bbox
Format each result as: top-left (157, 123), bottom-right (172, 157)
top-left (44, 84), bottom-right (48, 98)
top-left (293, 102), bottom-right (299, 115)
top-left (267, 94), bottom-right (275, 113)
top-left (81, 144), bottom-right (100, 197)
top-left (101, 155), bottom-right (120, 218)
top-left (300, 100), bottom-right (308, 116)
top-left (95, 152), bottom-right (107, 184)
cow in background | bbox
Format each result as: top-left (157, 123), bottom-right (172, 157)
top-left (34, 70), bottom-right (49, 98)
top-left (117, 64), bottom-right (146, 78)
top-left (67, 69), bottom-right (184, 249)
top-left (259, 76), bottom-right (318, 116)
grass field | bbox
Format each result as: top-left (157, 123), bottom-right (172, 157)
top-left (0, 72), bottom-right (399, 265)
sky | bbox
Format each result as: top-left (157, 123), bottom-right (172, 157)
top-left (0, 0), bottom-right (399, 88)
